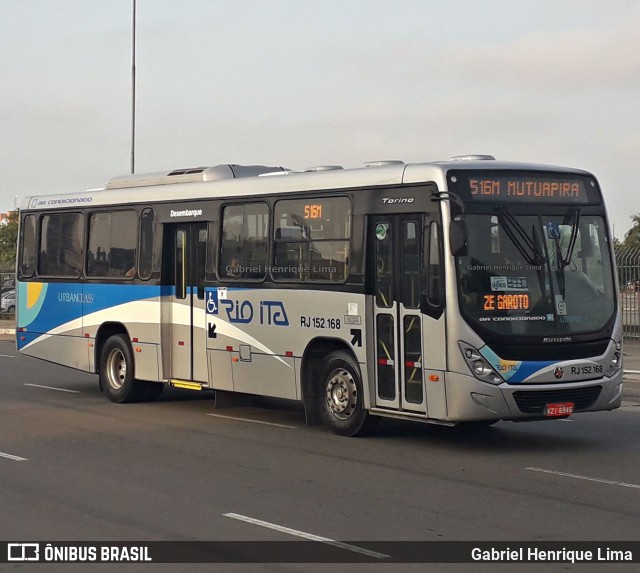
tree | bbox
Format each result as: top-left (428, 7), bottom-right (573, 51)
top-left (616, 213), bottom-right (640, 291)
top-left (620, 214), bottom-right (640, 252)
top-left (0, 210), bottom-right (18, 269)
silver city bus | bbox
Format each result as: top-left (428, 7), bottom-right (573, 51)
top-left (16, 156), bottom-right (622, 435)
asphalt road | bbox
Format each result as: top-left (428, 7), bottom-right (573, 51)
top-left (1, 340), bottom-right (640, 573)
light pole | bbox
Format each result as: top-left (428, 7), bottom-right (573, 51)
top-left (130, 0), bottom-right (137, 174)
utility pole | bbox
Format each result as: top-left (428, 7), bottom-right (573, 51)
top-left (130, 0), bottom-right (137, 174)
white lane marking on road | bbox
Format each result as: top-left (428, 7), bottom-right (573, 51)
top-left (526, 467), bottom-right (640, 490)
top-left (0, 451), bottom-right (28, 461)
top-left (24, 383), bottom-right (80, 394)
top-left (223, 513), bottom-right (389, 559)
top-left (206, 413), bottom-right (298, 429)
top-left (0, 354), bottom-right (15, 358)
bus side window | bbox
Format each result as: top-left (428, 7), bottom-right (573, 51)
top-left (421, 221), bottom-right (443, 317)
top-left (220, 205), bottom-right (243, 279)
top-left (428, 222), bottom-right (442, 305)
top-left (175, 229), bottom-right (186, 299)
top-left (138, 208), bottom-right (155, 280)
top-left (273, 197), bottom-right (351, 283)
top-left (38, 213), bottom-right (84, 278)
top-left (87, 211), bottom-right (138, 279)
top-left (402, 221), bottom-right (421, 308)
top-left (196, 227), bottom-right (207, 299)
top-left (20, 214), bottom-right (37, 278)
top-left (219, 202), bottom-right (269, 281)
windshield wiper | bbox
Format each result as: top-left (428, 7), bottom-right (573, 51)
top-left (556, 209), bottom-right (581, 269)
top-left (496, 207), bottom-right (548, 298)
top-left (496, 207), bottom-right (543, 267)
top-left (548, 209), bottom-right (581, 298)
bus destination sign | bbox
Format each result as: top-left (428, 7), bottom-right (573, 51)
top-left (448, 171), bottom-right (598, 205)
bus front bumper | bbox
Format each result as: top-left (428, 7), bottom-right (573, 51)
top-left (444, 370), bottom-right (624, 423)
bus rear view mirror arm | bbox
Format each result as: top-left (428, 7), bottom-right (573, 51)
top-left (450, 217), bottom-right (468, 257)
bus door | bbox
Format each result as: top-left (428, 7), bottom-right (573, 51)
top-left (165, 223), bottom-right (208, 383)
top-left (370, 215), bottom-right (426, 413)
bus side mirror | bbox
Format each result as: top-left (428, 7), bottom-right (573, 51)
top-left (450, 217), bottom-right (468, 257)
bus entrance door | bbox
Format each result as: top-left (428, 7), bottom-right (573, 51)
top-left (165, 223), bottom-right (208, 384)
top-left (370, 215), bottom-right (426, 414)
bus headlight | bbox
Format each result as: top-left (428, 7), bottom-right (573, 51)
top-left (473, 360), bottom-right (490, 376)
top-left (459, 341), bottom-right (503, 385)
top-left (605, 341), bottom-right (622, 377)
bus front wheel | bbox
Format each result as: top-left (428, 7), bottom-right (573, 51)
top-left (319, 350), bottom-right (375, 437)
top-left (99, 334), bottom-right (148, 403)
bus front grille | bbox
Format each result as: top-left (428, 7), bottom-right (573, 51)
top-left (513, 386), bottom-right (602, 414)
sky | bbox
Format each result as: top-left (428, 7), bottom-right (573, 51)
top-left (1, 0), bottom-right (639, 239)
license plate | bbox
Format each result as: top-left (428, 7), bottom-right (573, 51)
top-left (545, 402), bottom-right (574, 417)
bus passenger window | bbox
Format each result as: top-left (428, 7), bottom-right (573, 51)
top-left (401, 221), bottom-right (421, 309)
top-left (20, 214), bottom-right (37, 278)
top-left (273, 197), bottom-right (351, 282)
top-left (427, 222), bottom-right (442, 307)
top-left (219, 202), bottom-right (269, 280)
top-left (138, 208), bottom-right (155, 280)
top-left (87, 210), bottom-right (138, 279)
top-left (38, 213), bottom-right (84, 278)
top-left (196, 227), bottom-right (207, 299)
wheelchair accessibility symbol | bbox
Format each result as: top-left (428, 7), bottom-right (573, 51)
top-left (206, 287), bottom-right (227, 314)
top-left (206, 291), bottom-right (218, 314)
top-left (547, 221), bottom-right (561, 240)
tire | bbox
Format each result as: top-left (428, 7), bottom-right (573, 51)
top-left (8, 305), bottom-right (15, 313)
top-left (319, 350), bottom-right (375, 437)
top-left (99, 334), bottom-right (148, 403)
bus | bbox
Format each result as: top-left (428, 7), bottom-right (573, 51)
top-left (15, 156), bottom-right (623, 435)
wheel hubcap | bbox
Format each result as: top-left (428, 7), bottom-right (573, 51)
top-left (106, 349), bottom-right (126, 390)
top-left (325, 368), bottom-right (357, 420)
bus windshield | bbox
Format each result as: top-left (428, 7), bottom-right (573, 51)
top-left (456, 211), bottom-right (616, 338)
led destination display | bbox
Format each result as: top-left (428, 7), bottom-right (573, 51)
top-left (304, 204), bottom-right (323, 219)
top-left (447, 171), bottom-right (599, 204)
top-left (483, 294), bottom-right (530, 311)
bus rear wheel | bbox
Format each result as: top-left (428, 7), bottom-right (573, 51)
top-left (319, 350), bottom-right (375, 437)
top-left (99, 334), bottom-right (148, 403)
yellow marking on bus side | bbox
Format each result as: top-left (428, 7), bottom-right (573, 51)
top-left (170, 380), bottom-right (203, 391)
top-left (27, 282), bottom-right (44, 308)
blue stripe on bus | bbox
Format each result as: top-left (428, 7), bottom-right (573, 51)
top-left (480, 344), bottom-right (555, 383)
top-left (505, 361), bottom-right (556, 383)
top-left (18, 282), bottom-right (161, 334)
